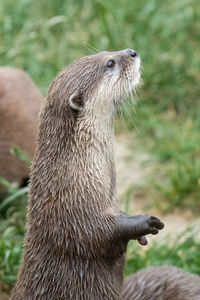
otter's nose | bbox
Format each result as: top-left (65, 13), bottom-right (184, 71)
top-left (126, 49), bottom-right (138, 58)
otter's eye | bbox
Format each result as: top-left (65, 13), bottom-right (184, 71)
top-left (106, 60), bottom-right (115, 68)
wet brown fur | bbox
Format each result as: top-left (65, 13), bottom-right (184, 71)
top-left (123, 266), bottom-right (200, 300)
top-left (0, 67), bottom-right (42, 190)
top-left (11, 51), bottom-right (162, 300)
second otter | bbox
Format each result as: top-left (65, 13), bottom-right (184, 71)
top-left (123, 266), bottom-right (200, 300)
top-left (12, 49), bottom-right (164, 300)
top-left (0, 67), bottom-right (42, 191)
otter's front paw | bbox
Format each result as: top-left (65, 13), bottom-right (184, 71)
top-left (118, 213), bottom-right (164, 243)
top-left (139, 215), bottom-right (164, 236)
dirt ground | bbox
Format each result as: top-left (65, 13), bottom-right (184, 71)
top-left (0, 286), bottom-right (9, 300)
top-left (0, 293), bottom-right (9, 300)
top-left (115, 135), bottom-right (200, 241)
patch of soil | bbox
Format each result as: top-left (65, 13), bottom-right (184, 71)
top-left (0, 292), bottom-right (9, 300)
top-left (115, 135), bottom-right (200, 240)
top-left (0, 285), bottom-right (10, 300)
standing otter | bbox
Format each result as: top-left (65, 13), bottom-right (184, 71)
top-left (11, 49), bottom-right (164, 300)
top-left (0, 67), bottom-right (42, 191)
top-left (123, 266), bottom-right (200, 300)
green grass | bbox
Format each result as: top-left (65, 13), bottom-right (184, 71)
top-left (125, 227), bottom-right (200, 277)
top-left (0, 189), bottom-right (26, 287)
top-left (0, 227), bottom-right (24, 286)
top-left (125, 106), bottom-right (200, 212)
top-left (1, 0), bottom-right (200, 103)
top-left (0, 190), bottom-right (26, 287)
top-left (0, 150), bottom-right (27, 288)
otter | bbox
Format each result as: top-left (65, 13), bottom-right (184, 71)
top-left (123, 266), bottom-right (200, 300)
top-left (0, 67), bottom-right (43, 191)
top-left (11, 49), bottom-right (164, 300)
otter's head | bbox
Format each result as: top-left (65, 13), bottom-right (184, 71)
top-left (47, 49), bottom-right (140, 125)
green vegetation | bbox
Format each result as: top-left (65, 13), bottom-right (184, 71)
top-left (0, 0), bottom-right (199, 293)
top-left (131, 106), bottom-right (200, 212)
top-left (1, 0), bottom-right (200, 104)
top-left (0, 226), bottom-right (24, 285)
top-left (125, 227), bottom-right (200, 277)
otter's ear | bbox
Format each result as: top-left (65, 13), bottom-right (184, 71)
top-left (69, 92), bottom-right (84, 112)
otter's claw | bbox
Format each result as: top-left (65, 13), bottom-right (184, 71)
top-left (138, 236), bottom-right (148, 246)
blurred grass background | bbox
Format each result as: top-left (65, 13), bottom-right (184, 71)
top-left (0, 0), bottom-right (200, 293)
